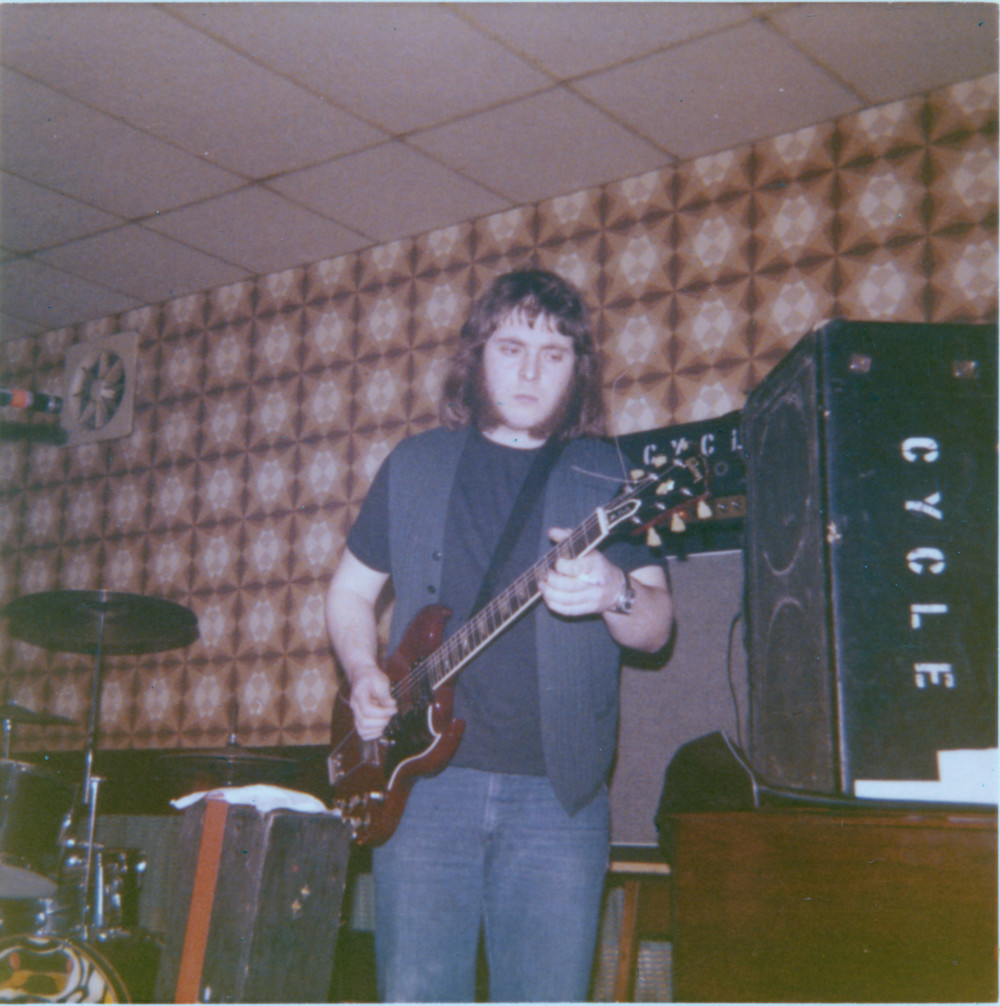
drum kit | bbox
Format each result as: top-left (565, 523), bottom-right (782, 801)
top-left (0, 589), bottom-right (199, 1003)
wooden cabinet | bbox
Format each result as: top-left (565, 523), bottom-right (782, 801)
top-left (666, 810), bottom-right (997, 1002)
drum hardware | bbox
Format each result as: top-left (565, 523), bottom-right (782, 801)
top-left (0, 707), bottom-right (78, 901)
top-left (80, 775), bottom-right (102, 940)
top-left (158, 697), bottom-right (298, 787)
top-left (0, 704), bottom-right (76, 760)
top-left (0, 772), bottom-right (145, 939)
top-left (0, 760), bottom-right (76, 901)
top-left (0, 885), bottom-right (82, 938)
top-left (2, 589), bottom-right (197, 976)
top-left (61, 839), bottom-right (146, 938)
top-left (157, 739), bottom-right (299, 787)
top-left (3, 589), bottom-right (199, 803)
top-left (92, 848), bottom-right (145, 935)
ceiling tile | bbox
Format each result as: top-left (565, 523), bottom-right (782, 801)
top-left (0, 173), bottom-right (123, 254)
top-left (574, 21), bottom-right (861, 159)
top-left (270, 142), bottom-right (510, 243)
top-left (0, 257), bottom-right (140, 329)
top-left (171, 2), bottom-right (552, 133)
top-left (37, 225), bottom-right (248, 304)
top-left (0, 69), bottom-right (243, 219)
top-left (771, 3), bottom-right (999, 105)
top-left (460, 2), bottom-right (754, 79)
top-left (0, 311), bottom-right (44, 340)
top-left (0, 4), bottom-right (386, 178)
top-left (144, 187), bottom-right (369, 276)
top-left (410, 87), bottom-right (669, 205)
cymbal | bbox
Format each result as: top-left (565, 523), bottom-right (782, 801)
top-left (159, 744), bottom-right (298, 787)
top-left (0, 702), bottom-right (75, 727)
top-left (4, 590), bottom-right (198, 655)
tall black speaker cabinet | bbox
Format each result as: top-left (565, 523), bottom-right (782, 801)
top-left (742, 319), bottom-right (997, 799)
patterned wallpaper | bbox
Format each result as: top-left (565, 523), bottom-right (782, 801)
top-left (1, 73), bottom-right (996, 754)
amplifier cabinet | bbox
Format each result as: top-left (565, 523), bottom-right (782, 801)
top-left (154, 802), bottom-right (352, 1003)
top-left (742, 319), bottom-right (997, 796)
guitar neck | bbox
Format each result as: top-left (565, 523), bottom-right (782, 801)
top-left (416, 505), bottom-right (615, 694)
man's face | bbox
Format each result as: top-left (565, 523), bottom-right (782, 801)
top-left (478, 311), bottom-right (577, 448)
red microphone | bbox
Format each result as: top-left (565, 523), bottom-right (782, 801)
top-left (0, 389), bottom-right (63, 414)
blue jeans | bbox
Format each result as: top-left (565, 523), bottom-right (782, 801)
top-left (372, 767), bottom-right (610, 1002)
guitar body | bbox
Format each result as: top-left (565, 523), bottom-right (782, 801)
top-left (328, 604), bottom-right (466, 845)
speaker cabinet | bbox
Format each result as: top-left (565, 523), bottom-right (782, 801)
top-left (610, 550), bottom-right (748, 845)
top-left (743, 320), bottom-right (997, 797)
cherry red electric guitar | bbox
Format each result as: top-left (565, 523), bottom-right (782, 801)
top-left (327, 450), bottom-right (709, 845)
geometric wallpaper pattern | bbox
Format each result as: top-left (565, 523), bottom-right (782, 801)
top-left (1, 73), bottom-right (996, 753)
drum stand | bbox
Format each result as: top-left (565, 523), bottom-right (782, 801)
top-left (62, 604), bottom-right (117, 937)
top-left (81, 606), bottom-right (107, 808)
top-left (3, 589), bottom-right (199, 942)
top-left (79, 775), bottom-right (103, 939)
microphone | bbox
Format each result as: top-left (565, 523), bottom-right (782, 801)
top-left (0, 388), bottom-right (63, 414)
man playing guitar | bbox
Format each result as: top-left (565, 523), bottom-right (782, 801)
top-left (326, 268), bottom-right (673, 1002)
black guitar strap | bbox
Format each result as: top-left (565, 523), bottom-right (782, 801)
top-left (468, 436), bottom-right (565, 618)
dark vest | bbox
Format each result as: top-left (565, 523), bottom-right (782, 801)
top-left (386, 426), bottom-right (625, 814)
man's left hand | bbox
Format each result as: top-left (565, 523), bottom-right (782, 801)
top-left (540, 527), bottom-right (626, 617)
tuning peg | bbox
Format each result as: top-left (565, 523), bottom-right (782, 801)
top-left (670, 513), bottom-right (686, 533)
top-left (697, 500), bottom-right (713, 520)
top-left (655, 480), bottom-right (675, 496)
top-left (647, 527), bottom-right (662, 548)
top-left (651, 454), bottom-right (668, 468)
top-left (630, 468), bottom-right (646, 482)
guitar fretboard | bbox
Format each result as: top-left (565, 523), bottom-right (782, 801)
top-left (390, 488), bottom-right (645, 709)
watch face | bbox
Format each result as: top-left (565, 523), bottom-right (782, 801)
top-left (613, 574), bottom-right (635, 614)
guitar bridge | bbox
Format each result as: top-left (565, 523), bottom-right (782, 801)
top-left (332, 791), bottom-right (387, 842)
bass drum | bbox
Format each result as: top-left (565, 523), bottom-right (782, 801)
top-left (0, 934), bottom-right (129, 1002)
top-left (0, 761), bottom-right (76, 899)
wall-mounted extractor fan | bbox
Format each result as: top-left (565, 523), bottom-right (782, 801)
top-left (62, 331), bottom-right (139, 445)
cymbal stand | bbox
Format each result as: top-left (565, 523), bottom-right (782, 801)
top-left (82, 606), bottom-right (107, 804)
top-left (1, 717), bottom-right (10, 759)
top-left (79, 773), bottom-right (103, 940)
top-left (79, 605), bottom-right (110, 938)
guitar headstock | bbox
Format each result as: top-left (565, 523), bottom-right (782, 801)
top-left (620, 440), bottom-right (713, 547)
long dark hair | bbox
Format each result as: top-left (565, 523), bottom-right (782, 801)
top-left (439, 269), bottom-right (606, 439)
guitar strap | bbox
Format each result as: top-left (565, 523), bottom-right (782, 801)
top-left (468, 436), bottom-right (565, 618)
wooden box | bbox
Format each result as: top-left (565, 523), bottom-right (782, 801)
top-left (154, 801), bottom-right (352, 1003)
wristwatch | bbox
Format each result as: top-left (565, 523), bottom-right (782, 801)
top-left (609, 570), bottom-right (636, 615)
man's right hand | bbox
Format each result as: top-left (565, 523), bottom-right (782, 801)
top-left (348, 667), bottom-right (398, 740)
top-left (327, 548), bottom-right (396, 741)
